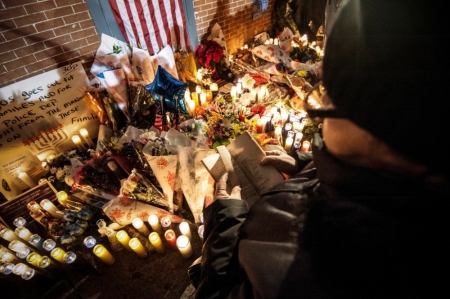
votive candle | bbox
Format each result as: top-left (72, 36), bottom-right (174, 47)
top-left (28, 234), bottom-right (44, 250)
top-left (40, 199), bottom-right (62, 218)
top-left (132, 218), bottom-right (150, 236)
top-left (200, 91), bottom-right (207, 107)
top-left (0, 227), bottom-right (20, 242)
top-left (164, 229), bottom-right (177, 249)
top-left (149, 232), bottom-right (165, 254)
top-left (301, 141), bottom-right (311, 152)
top-left (179, 221), bottom-right (192, 239)
top-left (79, 128), bottom-right (95, 147)
top-left (42, 239), bottom-right (56, 252)
top-left (116, 230), bottom-right (132, 251)
top-left (160, 216), bottom-right (172, 231)
top-left (71, 135), bottom-right (87, 151)
top-left (93, 244), bottom-right (115, 265)
top-left (12, 263), bottom-right (29, 276)
top-left (176, 235), bottom-right (193, 259)
top-left (148, 214), bottom-right (163, 235)
top-left (13, 217), bottom-right (27, 228)
top-left (18, 171), bottom-right (37, 188)
top-left (83, 236), bottom-right (97, 249)
top-left (210, 83), bottom-right (218, 92)
top-left (129, 237), bottom-right (148, 258)
top-left (285, 137), bottom-right (293, 152)
top-left (56, 191), bottom-right (69, 207)
top-left (8, 240), bottom-right (33, 253)
top-left (50, 247), bottom-right (66, 263)
top-left (26, 252), bottom-right (43, 267)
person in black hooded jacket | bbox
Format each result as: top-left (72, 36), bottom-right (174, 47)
top-left (192, 1), bottom-right (450, 298)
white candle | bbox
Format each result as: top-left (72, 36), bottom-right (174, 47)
top-left (46, 153), bottom-right (56, 164)
top-left (230, 86), bottom-right (237, 102)
top-left (196, 71), bottom-right (202, 82)
top-left (71, 135), bottom-right (87, 151)
top-left (274, 126), bottom-right (283, 141)
top-left (284, 137), bottom-right (293, 152)
top-left (40, 199), bottom-right (62, 218)
top-left (295, 132), bottom-right (303, 142)
top-left (179, 221), bottom-right (192, 239)
top-left (200, 91), bottom-right (207, 107)
top-left (148, 215), bottom-right (163, 235)
top-left (258, 86), bottom-right (267, 101)
top-left (132, 218), bottom-right (150, 236)
top-left (79, 128), bottom-right (95, 147)
top-left (18, 171), bottom-right (37, 188)
top-left (8, 240), bottom-right (33, 253)
top-left (210, 83), bottom-right (218, 92)
top-left (176, 235), bottom-right (193, 259)
top-left (195, 85), bottom-right (202, 94)
top-left (15, 227), bottom-right (32, 242)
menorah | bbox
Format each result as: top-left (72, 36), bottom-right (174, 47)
top-left (22, 123), bottom-right (68, 156)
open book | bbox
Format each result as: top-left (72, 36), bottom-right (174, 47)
top-left (201, 132), bottom-right (285, 207)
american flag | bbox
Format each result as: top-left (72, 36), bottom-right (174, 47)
top-left (108, 0), bottom-right (190, 55)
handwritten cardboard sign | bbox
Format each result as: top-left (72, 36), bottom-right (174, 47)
top-left (0, 61), bottom-right (100, 160)
top-left (0, 180), bottom-right (59, 229)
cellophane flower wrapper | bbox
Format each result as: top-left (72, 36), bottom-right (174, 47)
top-left (102, 95), bottom-right (128, 136)
top-left (83, 90), bottom-right (109, 125)
top-left (128, 83), bottom-right (157, 130)
top-left (98, 68), bottom-right (131, 123)
top-left (163, 129), bottom-right (215, 223)
top-left (102, 168), bottom-right (185, 226)
top-left (71, 152), bottom-right (123, 198)
top-left (142, 139), bottom-right (179, 214)
top-left (131, 46), bottom-right (155, 85)
top-left (90, 33), bottom-right (135, 81)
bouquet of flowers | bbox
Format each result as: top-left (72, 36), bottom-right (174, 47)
top-left (195, 40), bottom-right (225, 80)
top-left (202, 95), bottom-right (250, 149)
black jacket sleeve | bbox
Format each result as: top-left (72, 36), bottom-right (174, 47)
top-left (195, 199), bottom-right (249, 299)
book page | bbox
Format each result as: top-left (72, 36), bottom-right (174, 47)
top-left (201, 153), bottom-right (260, 206)
top-left (227, 132), bottom-right (285, 196)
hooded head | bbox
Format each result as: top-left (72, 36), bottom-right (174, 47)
top-left (322, 0), bottom-right (449, 176)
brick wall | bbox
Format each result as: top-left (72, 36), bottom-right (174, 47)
top-left (193, 0), bottom-right (274, 54)
top-left (0, 0), bottom-right (275, 89)
top-left (0, 0), bottom-right (100, 89)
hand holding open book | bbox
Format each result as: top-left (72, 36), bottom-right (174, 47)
top-left (202, 132), bottom-right (285, 207)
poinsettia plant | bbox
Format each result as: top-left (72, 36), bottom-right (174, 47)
top-left (195, 40), bottom-right (225, 80)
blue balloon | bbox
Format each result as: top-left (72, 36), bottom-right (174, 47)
top-left (145, 66), bottom-right (188, 114)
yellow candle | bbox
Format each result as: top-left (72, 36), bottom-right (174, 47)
top-left (129, 237), bottom-right (148, 258)
top-left (149, 232), bottom-right (165, 254)
top-left (148, 215), bottom-right (163, 235)
top-left (176, 235), bottom-right (193, 259)
top-left (191, 92), bottom-right (199, 107)
top-left (51, 247), bottom-right (66, 264)
top-left (132, 218), bottom-right (150, 236)
top-left (116, 230), bottom-right (132, 251)
top-left (57, 191), bottom-right (68, 207)
top-left (26, 252), bottom-right (43, 267)
top-left (179, 221), bottom-right (192, 239)
top-left (79, 128), bottom-right (95, 147)
top-left (40, 199), bottom-right (62, 218)
top-left (206, 90), bottom-right (213, 102)
top-left (93, 244), bottom-right (115, 265)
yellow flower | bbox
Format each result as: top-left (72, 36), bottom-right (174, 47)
top-left (297, 70), bottom-right (307, 77)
